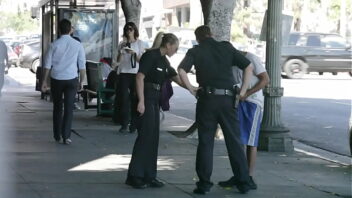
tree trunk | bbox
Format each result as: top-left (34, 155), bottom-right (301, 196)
top-left (120, 0), bottom-right (141, 27)
top-left (200, 0), bottom-right (236, 41)
top-left (340, 0), bottom-right (346, 37)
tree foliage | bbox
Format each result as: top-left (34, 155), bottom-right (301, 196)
top-left (0, 9), bottom-right (39, 34)
top-left (231, 0), bottom-right (351, 43)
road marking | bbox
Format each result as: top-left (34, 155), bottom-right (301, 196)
top-left (332, 101), bottom-right (351, 106)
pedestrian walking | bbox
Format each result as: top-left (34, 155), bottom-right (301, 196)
top-left (41, 19), bottom-right (86, 145)
top-left (178, 25), bottom-right (253, 194)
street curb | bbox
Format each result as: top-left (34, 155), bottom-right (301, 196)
top-left (165, 112), bottom-right (352, 166)
top-left (293, 140), bottom-right (351, 166)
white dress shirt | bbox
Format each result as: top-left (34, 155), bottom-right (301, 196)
top-left (44, 35), bottom-right (86, 80)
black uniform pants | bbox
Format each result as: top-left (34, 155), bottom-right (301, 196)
top-left (127, 87), bottom-right (160, 181)
top-left (118, 73), bottom-right (137, 128)
top-left (51, 78), bottom-right (78, 141)
top-left (195, 94), bottom-right (249, 190)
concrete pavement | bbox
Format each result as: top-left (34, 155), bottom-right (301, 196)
top-left (0, 88), bottom-right (351, 198)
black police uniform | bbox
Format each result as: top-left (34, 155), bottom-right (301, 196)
top-left (178, 37), bottom-right (251, 191)
top-left (127, 49), bottom-right (177, 184)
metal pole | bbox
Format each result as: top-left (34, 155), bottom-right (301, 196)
top-left (259, 0), bottom-right (293, 152)
top-left (112, 0), bottom-right (119, 63)
top-left (54, 0), bottom-right (59, 39)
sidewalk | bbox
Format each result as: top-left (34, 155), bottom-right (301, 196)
top-left (0, 90), bottom-right (351, 198)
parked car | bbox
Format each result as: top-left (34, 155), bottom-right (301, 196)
top-left (6, 45), bottom-right (19, 68)
top-left (18, 41), bottom-right (40, 73)
top-left (9, 41), bottom-right (23, 56)
top-left (281, 32), bottom-right (352, 78)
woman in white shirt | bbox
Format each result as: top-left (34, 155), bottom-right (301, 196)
top-left (116, 22), bottom-right (147, 133)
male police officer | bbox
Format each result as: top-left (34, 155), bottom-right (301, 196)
top-left (178, 25), bottom-right (253, 194)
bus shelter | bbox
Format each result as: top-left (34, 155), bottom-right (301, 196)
top-left (36, 0), bottom-right (120, 97)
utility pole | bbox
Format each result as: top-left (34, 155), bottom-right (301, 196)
top-left (259, 0), bottom-right (293, 152)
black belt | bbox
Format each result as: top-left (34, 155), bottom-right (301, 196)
top-left (202, 87), bottom-right (234, 96)
top-left (145, 82), bottom-right (161, 91)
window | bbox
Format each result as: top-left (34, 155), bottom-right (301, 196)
top-left (321, 35), bottom-right (346, 48)
top-left (288, 34), bottom-right (299, 45)
top-left (306, 35), bottom-right (321, 47)
top-left (296, 36), bottom-right (307, 47)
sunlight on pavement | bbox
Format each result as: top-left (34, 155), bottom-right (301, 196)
top-left (68, 154), bottom-right (180, 172)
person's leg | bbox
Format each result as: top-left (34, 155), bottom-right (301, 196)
top-left (218, 97), bottom-right (250, 193)
top-left (247, 146), bottom-right (257, 176)
top-left (118, 74), bottom-right (131, 131)
top-left (128, 74), bottom-right (138, 132)
top-left (62, 78), bottom-right (78, 141)
top-left (144, 98), bottom-right (161, 184)
top-left (50, 78), bottom-right (64, 141)
top-left (194, 95), bottom-right (217, 193)
top-left (127, 91), bottom-right (159, 185)
top-left (112, 74), bottom-right (120, 124)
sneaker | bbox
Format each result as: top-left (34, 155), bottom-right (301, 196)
top-left (235, 183), bottom-right (250, 194)
top-left (218, 176), bottom-right (238, 187)
top-left (219, 176), bottom-right (256, 190)
top-left (73, 103), bottom-right (81, 110)
top-left (249, 176), bottom-right (257, 190)
top-left (147, 179), bottom-right (164, 188)
top-left (63, 138), bottom-right (72, 145)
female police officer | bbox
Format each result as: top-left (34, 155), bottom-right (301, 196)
top-left (125, 33), bottom-right (187, 189)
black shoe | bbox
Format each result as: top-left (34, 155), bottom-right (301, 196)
top-left (125, 177), bottom-right (147, 189)
top-left (235, 183), bottom-right (250, 194)
top-left (218, 176), bottom-right (238, 187)
top-left (119, 126), bottom-right (128, 133)
top-left (147, 179), bottom-right (164, 188)
top-left (129, 125), bottom-right (136, 133)
top-left (193, 187), bottom-right (210, 195)
top-left (249, 176), bottom-right (257, 190)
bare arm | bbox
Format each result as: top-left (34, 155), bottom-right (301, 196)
top-left (41, 68), bottom-right (51, 92)
top-left (170, 75), bottom-right (187, 89)
top-left (78, 69), bottom-right (86, 91)
top-left (136, 72), bottom-right (145, 115)
top-left (244, 71), bottom-right (270, 99)
top-left (239, 64), bottom-right (254, 100)
top-left (177, 68), bottom-right (198, 96)
top-left (116, 50), bottom-right (123, 63)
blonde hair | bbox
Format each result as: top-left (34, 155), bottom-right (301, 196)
top-left (151, 31), bottom-right (164, 49)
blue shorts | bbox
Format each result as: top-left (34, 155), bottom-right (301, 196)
top-left (238, 101), bottom-right (263, 147)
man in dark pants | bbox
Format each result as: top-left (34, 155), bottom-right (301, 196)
top-left (42, 19), bottom-right (86, 145)
top-left (178, 25), bottom-right (253, 194)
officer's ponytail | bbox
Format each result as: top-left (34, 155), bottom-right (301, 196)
top-left (150, 32), bottom-right (164, 49)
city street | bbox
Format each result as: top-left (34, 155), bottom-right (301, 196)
top-left (168, 72), bottom-right (352, 156)
top-left (3, 67), bottom-right (352, 156)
